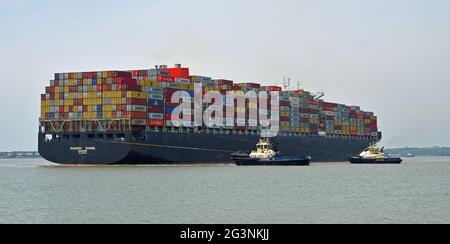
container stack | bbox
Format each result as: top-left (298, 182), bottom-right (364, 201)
top-left (40, 71), bottom-right (147, 133)
top-left (280, 92), bottom-right (291, 132)
top-left (40, 65), bottom-right (379, 139)
top-left (147, 86), bottom-right (165, 128)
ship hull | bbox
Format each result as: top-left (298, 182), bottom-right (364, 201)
top-left (349, 157), bottom-right (403, 164)
top-left (39, 132), bottom-right (376, 165)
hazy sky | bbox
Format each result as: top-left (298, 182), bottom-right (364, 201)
top-left (0, 0), bottom-right (449, 150)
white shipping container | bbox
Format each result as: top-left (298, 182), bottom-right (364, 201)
top-left (236, 118), bottom-right (246, 126)
top-left (148, 93), bottom-right (164, 100)
top-left (248, 119), bottom-right (258, 126)
top-left (175, 78), bottom-right (191, 84)
top-left (128, 105), bottom-right (147, 112)
top-left (131, 119), bottom-right (147, 126)
top-left (148, 113), bottom-right (164, 120)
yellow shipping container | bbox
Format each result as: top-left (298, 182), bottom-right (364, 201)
top-left (103, 105), bottom-right (112, 112)
top-left (236, 107), bottom-right (246, 113)
top-left (64, 99), bottom-right (74, 106)
top-left (139, 80), bottom-right (152, 87)
top-left (127, 91), bottom-right (146, 99)
top-left (151, 81), bottom-right (160, 87)
top-left (64, 86), bottom-right (69, 93)
top-left (114, 91), bottom-right (122, 98)
top-left (204, 87), bottom-right (219, 92)
top-left (83, 99), bottom-right (91, 105)
top-left (247, 103), bottom-right (258, 109)
top-left (335, 121), bottom-right (342, 126)
top-left (179, 84), bottom-right (192, 90)
top-left (281, 111), bottom-right (290, 117)
top-left (104, 111), bottom-right (113, 118)
top-left (281, 122), bottom-right (290, 127)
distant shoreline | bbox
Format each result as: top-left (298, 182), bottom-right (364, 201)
top-left (386, 147), bottom-right (450, 157)
top-left (0, 151), bottom-right (41, 159)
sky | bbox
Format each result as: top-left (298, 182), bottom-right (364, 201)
top-left (0, 0), bottom-right (449, 150)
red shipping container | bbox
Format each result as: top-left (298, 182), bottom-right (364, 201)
top-left (301, 118), bottom-right (310, 123)
top-left (161, 68), bottom-right (190, 79)
top-left (300, 108), bottom-right (310, 113)
top-left (280, 116), bottom-right (290, 122)
top-left (130, 70), bottom-right (139, 77)
top-left (148, 106), bottom-right (164, 113)
top-left (46, 87), bottom-right (55, 94)
top-left (165, 114), bottom-right (173, 120)
top-left (322, 106), bottom-right (334, 112)
top-left (115, 77), bottom-right (137, 86)
top-left (126, 98), bottom-right (147, 106)
top-left (280, 101), bottom-right (290, 107)
top-left (217, 79), bottom-right (234, 86)
top-left (148, 120), bottom-right (164, 127)
top-left (357, 114), bottom-right (364, 119)
top-left (130, 112), bottom-right (146, 119)
top-left (242, 83), bottom-right (261, 89)
top-left (308, 99), bottom-right (318, 105)
top-left (265, 86), bottom-right (282, 92)
top-left (157, 76), bottom-right (176, 83)
top-left (232, 84), bottom-right (242, 90)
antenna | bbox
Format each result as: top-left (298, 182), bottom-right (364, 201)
top-left (296, 81), bottom-right (302, 90)
top-left (283, 76), bottom-right (291, 91)
top-left (314, 91), bottom-right (325, 100)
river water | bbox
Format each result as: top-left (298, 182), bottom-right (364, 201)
top-left (0, 157), bottom-right (449, 224)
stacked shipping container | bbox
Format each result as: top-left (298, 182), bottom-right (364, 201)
top-left (40, 65), bottom-right (379, 139)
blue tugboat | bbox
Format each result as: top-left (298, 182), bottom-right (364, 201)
top-left (349, 143), bottom-right (403, 164)
top-left (231, 138), bottom-right (312, 166)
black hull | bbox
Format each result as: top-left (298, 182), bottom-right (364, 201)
top-left (349, 157), bottom-right (403, 164)
top-left (39, 132), bottom-right (376, 165)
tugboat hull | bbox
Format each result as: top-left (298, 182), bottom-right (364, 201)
top-left (235, 157), bottom-right (311, 166)
top-left (349, 157), bottom-right (403, 164)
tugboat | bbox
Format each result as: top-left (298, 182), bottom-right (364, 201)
top-left (349, 143), bottom-right (403, 164)
top-left (231, 138), bottom-right (312, 166)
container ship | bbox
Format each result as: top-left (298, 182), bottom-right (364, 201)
top-left (38, 64), bottom-right (380, 164)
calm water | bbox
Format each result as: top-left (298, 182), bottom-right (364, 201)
top-left (0, 157), bottom-right (449, 224)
